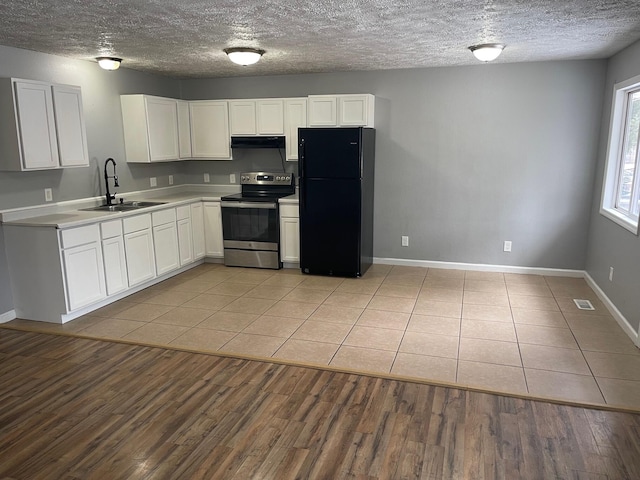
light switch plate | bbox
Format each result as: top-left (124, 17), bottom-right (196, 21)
top-left (204, 173), bottom-right (210, 183)
top-left (168, 175), bottom-right (174, 185)
top-left (230, 173), bottom-right (236, 184)
top-left (44, 188), bottom-right (53, 202)
top-left (150, 177), bottom-right (157, 187)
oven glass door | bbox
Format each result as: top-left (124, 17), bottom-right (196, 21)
top-left (221, 202), bottom-right (279, 244)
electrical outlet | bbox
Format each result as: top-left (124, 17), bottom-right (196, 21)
top-left (503, 240), bottom-right (512, 252)
top-left (230, 173), bottom-right (236, 184)
top-left (44, 188), bottom-right (52, 202)
top-left (401, 235), bottom-right (409, 247)
top-left (168, 175), bottom-right (174, 185)
top-left (204, 173), bottom-right (210, 183)
top-left (609, 267), bottom-right (614, 281)
top-left (150, 177), bottom-right (157, 187)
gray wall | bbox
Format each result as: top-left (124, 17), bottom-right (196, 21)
top-left (0, 45), bottom-right (182, 315)
top-left (182, 61), bottom-right (606, 269)
top-left (0, 43), bottom-right (610, 318)
top-left (586, 39), bottom-right (640, 333)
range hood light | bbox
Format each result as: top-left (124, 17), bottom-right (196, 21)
top-left (468, 44), bottom-right (505, 62)
top-left (96, 57), bottom-right (122, 70)
top-left (224, 47), bottom-right (265, 66)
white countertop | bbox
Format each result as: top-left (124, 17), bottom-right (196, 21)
top-left (1, 185), bottom-right (299, 229)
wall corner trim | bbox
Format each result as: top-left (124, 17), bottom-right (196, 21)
top-left (0, 310), bottom-right (16, 323)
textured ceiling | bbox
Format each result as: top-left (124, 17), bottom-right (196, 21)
top-left (1, 0), bottom-right (640, 78)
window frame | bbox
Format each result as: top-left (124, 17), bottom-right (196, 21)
top-left (600, 73), bottom-right (640, 234)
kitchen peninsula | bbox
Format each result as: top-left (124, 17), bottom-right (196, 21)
top-left (1, 185), bottom-right (299, 324)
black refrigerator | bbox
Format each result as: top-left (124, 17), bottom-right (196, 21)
top-left (298, 127), bottom-right (375, 277)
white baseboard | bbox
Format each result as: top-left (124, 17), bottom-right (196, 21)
top-left (373, 257), bottom-right (584, 277)
top-left (584, 273), bottom-right (638, 346)
top-left (0, 310), bottom-right (16, 323)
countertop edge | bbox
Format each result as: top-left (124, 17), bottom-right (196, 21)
top-left (3, 189), bottom-right (299, 229)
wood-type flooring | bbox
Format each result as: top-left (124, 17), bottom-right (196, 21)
top-left (1, 329), bottom-right (640, 479)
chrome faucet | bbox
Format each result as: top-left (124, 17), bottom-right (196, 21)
top-left (104, 158), bottom-right (119, 206)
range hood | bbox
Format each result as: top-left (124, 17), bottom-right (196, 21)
top-left (230, 136), bottom-right (285, 149)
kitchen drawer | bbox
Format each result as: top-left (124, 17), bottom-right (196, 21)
top-left (176, 205), bottom-right (190, 221)
top-left (279, 204), bottom-right (299, 217)
top-left (123, 213), bottom-right (152, 234)
top-left (59, 224), bottom-right (100, 249)
top-left (152, 208), bottom-right (177, 226)
top-left (100, 219), bottom-right (123, 240)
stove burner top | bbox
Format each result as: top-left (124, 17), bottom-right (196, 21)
top-left (221, 171), bottom-right (295, 203)
top-left (221, 191), bottom-right (293, 202)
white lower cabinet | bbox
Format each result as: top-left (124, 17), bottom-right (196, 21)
top-left (100, 220), bottom-right (128, 296)
top-left (60, 226), bottom-right (107, 311)
top-left (279, 203), bottom-right (300, 263)
top-left (191, 202), bottom-right (206, 259)
top-left (176, 205), bottom-right (194, 266)
top-left (204, 202), bottom-right (224, 257)
top-left (123, 214), bottom-right (156, 286)
top-left (152, 209), bottom-right (180, 276)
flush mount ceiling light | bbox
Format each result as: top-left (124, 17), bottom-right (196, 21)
top-left (96, 57), bottom-right (122, 70)
top-left (468, 44), bottom-right (505, 62)
top-left (224, 47), bottom-right (265, 66)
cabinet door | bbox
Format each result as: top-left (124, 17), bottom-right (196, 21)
top-left (308, 96), bottom-right (337, 126)
top-left (339, 95), bottom-right (373, 126)
top-left (153, 222), bottom-right (180, 276)
top-left (191, 202), bottom-right (206, 259)
top-left (14, 80), bottom-right (59, 169)
top-left (229, 100), bottom-right (257, 135)
top-left (177, 217), bottom-right (194, 266)
top-left (62, 242), bottom-right (106, 311)
top-left (102, 236), bottom-right (128, 296)
top-left (280, 216), bottom-right (300, 263)
top-left (145, 96), bottom-right (180, 161)
top-left (124, 229), bottom-right (156, 286)
top-left (52, 85), bottom-right (89, 167)
top-left (257, 99), bottom-right (284, 135)
top-left (190, 101), bottom-right (230, 159)
top-left (284, 98), bottom-right (307, 161)
top-left (177, 100), bottom-right (192, 159)
top-left (203, 202), bottom-right (224, 257)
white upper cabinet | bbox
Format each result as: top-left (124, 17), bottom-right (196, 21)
top-left (229, 99), bottom-right (284, 136)
top-left (0, 78), bottom-right (89, 171)
top-left (257, 99), bottom-right (284, 135)
top-left (229, 100), bottom-right (257, 135)
top-left (189, 100), bottom-right (231, 160)
top-left (284, 98), bottom-right (307, 161)
top-left (121, 95), bottom-right (180, 163)
top-left (308, 95), bottom-right (337, 126)
top-left (308, 94), bottom-right (375, 127)
top-left (177, 100), bottom-right (192, 159)
top-left (339, 94), bottom-right (375, 127)
top-left (52, 85), bottom-right (89, 167)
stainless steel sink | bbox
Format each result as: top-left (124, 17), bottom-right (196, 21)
top-left (80, 201), bottom-right (166, 212)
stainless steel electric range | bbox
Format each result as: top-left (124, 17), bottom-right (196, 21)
top-left (220, 172), bottom-right (295, 269)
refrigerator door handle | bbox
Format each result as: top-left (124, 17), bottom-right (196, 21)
top-left (299, 138), bottom-right (305, 178)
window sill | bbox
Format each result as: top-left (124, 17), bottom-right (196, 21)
top-left (599, 207), bottom-right (639, 235)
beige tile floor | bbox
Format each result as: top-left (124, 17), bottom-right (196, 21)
top-left (7, 263), bottom-right (640, 410)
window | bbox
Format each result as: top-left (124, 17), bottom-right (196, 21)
top-left (601, 74), bottom-right (640, 234)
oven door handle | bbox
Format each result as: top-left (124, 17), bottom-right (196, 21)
top-left (221, 201), bottom-right (277, 209)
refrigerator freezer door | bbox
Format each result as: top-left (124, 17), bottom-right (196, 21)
top-left (299, 128), bottom-right (362, 179)
top-left (300, 178), bottom-right (362, 276)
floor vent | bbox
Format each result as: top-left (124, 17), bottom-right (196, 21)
top-left (573, 299), bottom-right (595, 311)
